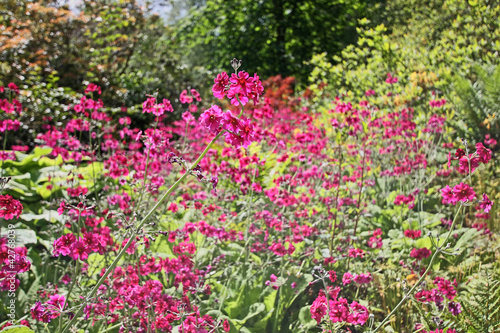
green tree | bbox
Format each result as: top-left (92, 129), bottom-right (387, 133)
top-left (175, 0), bottom-right (382, 83)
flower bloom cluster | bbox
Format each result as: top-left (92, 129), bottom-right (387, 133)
top-left (342, 272), bottom-right (372, 285)
top-left (367, 228), bottom-right (383, 248)
top-left (410, 247), bottom-right (432, 260)
top-left (199, 105), bottom-right (256, 148)
top-left (212, 71), bottom-right (264, 106)
top-left (0, 83), bottom-right (22, 114)
top-left (404, 229), bottom-right (422, 239)
top-left (394, 193), bottom-right (415, 209)
top-left (440, 142), bottom-right (494, 212)
top-left (310, 291), bottom-right (369, 325)
top-left (0, 194), bottom-right (23, 220)
top-left (0, 238), bottom-right (31, 291)
top-left (142, 97), bottom-right (174, 116)
top-left (415, 277), bottom-right (461, 317)
top-left (429, 98), bottom-right (446, 108)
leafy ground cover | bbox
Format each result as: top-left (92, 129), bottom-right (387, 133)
top-left (0, 55), bottom-right (498, 333)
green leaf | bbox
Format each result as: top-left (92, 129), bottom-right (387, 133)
top-left (13, 229), bottom-right (37, 245)
top-left (298, 306), bottom-right (316, 329)
top-left (415, 237), bottom-right (432, 249)
top-left (0, 326), bottom-right (35, 333)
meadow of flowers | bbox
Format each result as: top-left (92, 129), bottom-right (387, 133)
top-left (0, 58), bottom-right (498, 333)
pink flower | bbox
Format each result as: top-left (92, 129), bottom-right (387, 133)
top-left (342, 272), bottom-right (353, 285)
top-left (190, 89), bottom-right (201, 102)
top-left (328, 270), bottom-right (337, 283)
top-left (0, 195), bottom-right (23, 220)
top-left (199, 105), bottom-right (223, 133)
top-left (475, 142), bottom-right (492, 164)
top-left (230, 71), bottom-right (254, 97)
top-left (221, 111), bottom-right (242, 132)
top-left (47, 294), bottom-right (66, 312)
top-left (84, 83), bottom-right (101, 95)
top-left (329, 298), bottom-right (349, 322)
top-left (223, 319), bottom-right (230, 332)
top-left (348, 248), bottom-right (365, 258)
top-left (410, 247), bottom-right (431, 260)
top-left (479, 193), bottom-right (493, 213)
top-left (453, 182), bottom-right (476, 202)
top-left (349, 301), bottom-right (369, 325)
top-left (237, 117), bottom-right (255, 148)
top-left (448, 301), bottom-right (461, 316)
top-left (180, 90), bottom-right (193, 104)
top-left (386, 73), bottom-right (398, 84)
top-left (31, 302), bottom-right (52, 323)
top-left (404, 229), bottom-right (422, 239)
top-left (353, 272), bottom-right (372, 284)
top-left (310, 295), bottom-right (327, 324)
top-left (53, 233), bottom-right (77, 257)
top-left (441, 185), bottom-right (458, 205)
top-left (8, 82), bottom-right (20, 94)
top-left (212, 72), bottom-right (229, 99)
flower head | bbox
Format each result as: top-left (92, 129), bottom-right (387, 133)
top-left (479, 193), bottom-right (493, 213)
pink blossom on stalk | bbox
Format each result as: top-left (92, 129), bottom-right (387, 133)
top-left (31, 302), bottom-right (52, 323)
top-left (221, 111), bottom-right (242, 132)
top-left (441, 185), bottom-right (458, 205)
top-left (475, 142), bottom-right (492, 164)
top-left (386, 73), bottom-right (398, 84)
top-left (227, 87), bottom-right (249, 106)
top-left (223, 319), bottom-right (230, 332)
top-left (353, 272), bottom-right (372, 284)
top-left (348, 248), bottom-right (365, 258)
top-left (238, 117), bottom-right (255, 148)
top-left (329, 298), bottom-right (350, 322)
top-left (404, 229), bottom-right (422, 239)
top-left (328, 270), bottom-right (337, 283)
top-left (479, 193), bottom-right (493, 213)
top-left (342, 272), bottom-right (353, 285)
top-left (190, 89), bottom-right (202, 102)
top-left (53, 233), bottom-right (77, 257)
top-left (70, 240), bottom-right (90, 261)
top-left (248, 73), bottom-right (264, 104)
top-left (410, 247), bottom-right (431, 260)
top-left (180, 90), bottom-right (193, 104)
top-left (212, 71), bottom-right (229, 99)
top-left (47, 294), bottom-right (66, 318)
top-left (84, 83), bottom-right (101, 95)
top-left (310, 295), bottom-right (327, 324)
top-left (230, 71), bottom-right (254, 97)
top-left (349, 301), bottom-right (369, 325)
top-left (0, 194), bottom-right (23, 220)
top-left (453, 182), bottom-right (476, 202)
top-left (199, 105), bottom-right (223, 133)
top-left (458, 154), bottom-right (480, 174)
top-left (448, 301), bottom-right (461, 316)
top-left (7, 82), bottom-right (20, 94)
top-left (182, 111), bottom-right (195, 123)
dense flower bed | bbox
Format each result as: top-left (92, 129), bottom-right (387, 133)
top-left (0, 62), bottom-right (497, 333)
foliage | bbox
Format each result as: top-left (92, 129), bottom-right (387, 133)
top-left (0, 0), bottom-right (201, 108)
top-left (175, 0), bottom-right (384, 82)
top-left (452, 270), bottom-right (500, 332)
top-left (451, 64), bottom-right (500, 148)
top-left (0, 60), bottom-right (497, 333)
top-left (0, 1), bottom-right (499, 332)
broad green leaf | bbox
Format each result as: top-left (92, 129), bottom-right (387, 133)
top-left (0, 326), bottom-right (35, 333)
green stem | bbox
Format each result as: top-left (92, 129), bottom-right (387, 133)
top-left (61, 131), bottom-right (224, 333)
top-left (371, 203), bottom-right (463, 333)
top-left (0, 129), bottom-right (8, 182)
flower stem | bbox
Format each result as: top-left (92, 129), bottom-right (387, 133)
top-left (61, 131), bottom-right (224, 333)
top-left (371, 202), bottom-right (463, 333)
